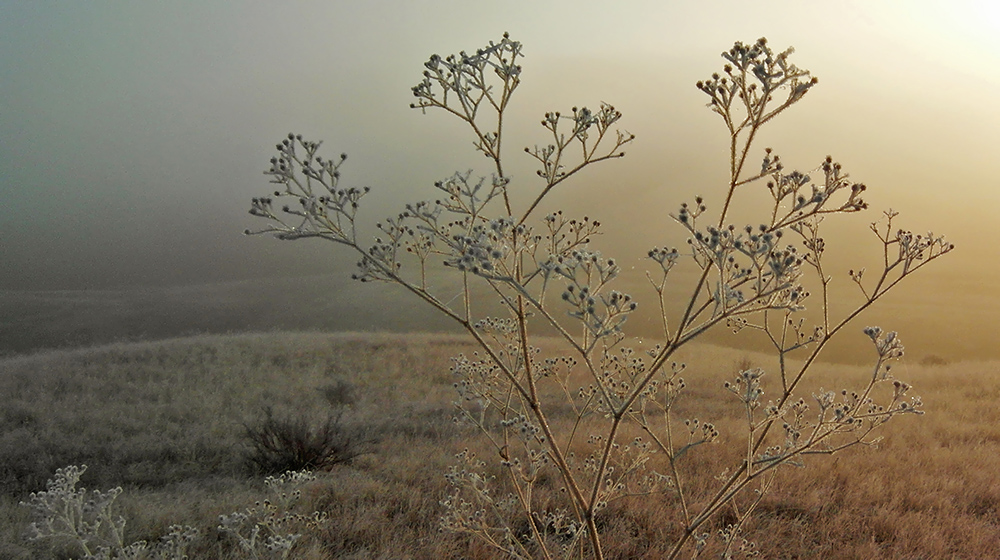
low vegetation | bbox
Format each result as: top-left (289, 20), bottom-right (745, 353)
top-left (243, 406), bottom-right (372, 475)
top-left (2, 332), bottom-right (998, 558)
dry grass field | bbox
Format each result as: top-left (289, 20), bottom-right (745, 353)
top-left (2, 331), bottom-right (998, 559)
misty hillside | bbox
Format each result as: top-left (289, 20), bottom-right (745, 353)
top-left (0, 276), bottom-right (461, 358)
top-left (1, 276), bottom-right (975, 366)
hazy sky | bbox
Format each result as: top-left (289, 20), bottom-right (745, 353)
top-left (2, 1), bottom-right (999, 357)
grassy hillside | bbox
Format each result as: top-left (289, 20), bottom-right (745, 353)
top-left (0, 277), bottom-right (462, 358)
top-left (1, 280), bottom-right (978, 366)
top-left (2, 332), bottom-right (999, 558)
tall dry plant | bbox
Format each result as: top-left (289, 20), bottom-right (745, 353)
top-left (245, 35), bottom-right (952, 559)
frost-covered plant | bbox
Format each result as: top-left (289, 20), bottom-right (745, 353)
top-left (217, 469), bottom-right (326, 560)
top-left (245, 35), bottom-right (951, 559)
top-left (20, 465), bottom-right (198, 559)
top-left (22, 466), bottom-right (323, 560)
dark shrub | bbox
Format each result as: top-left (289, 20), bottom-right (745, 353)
top-left (244, 407), bottom-right (370, 474)
top-left (318, 378), bottom-right (357, 408)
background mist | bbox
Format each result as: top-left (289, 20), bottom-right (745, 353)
top-left (2, 1), bottom-right (997, 362)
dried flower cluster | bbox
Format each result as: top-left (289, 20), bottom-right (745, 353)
top-left (244, 35), bottom-right (951, 559)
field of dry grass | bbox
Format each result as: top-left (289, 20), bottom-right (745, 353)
top-left (2, 331), bottom-right (998, 558)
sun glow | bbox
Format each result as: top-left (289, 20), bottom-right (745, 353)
top-left (887, 1), bottom-right (1000, 83)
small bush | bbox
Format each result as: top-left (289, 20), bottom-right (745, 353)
top-left (317, 378), bottom-right (357, 408)
top-left (919, 354), bottom-right (949, 366)
top-left (243, 407), bottom-right (369, 475)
